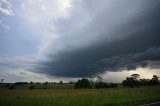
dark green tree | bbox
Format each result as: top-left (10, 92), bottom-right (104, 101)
top-left (59, 80), bottom-right (63, 84)
top-left (122, 77), bottom-right (140, 88)
top-left (139, 78), bottom-right (150, 86)
top-left (75, 78), bottom-right (91, 89)
top-left (131, 74), bottom-right (140, 80)
top-left (95, 82), bottom-right (107, 89)
top-left (149, 75), bottom-right (159, 85)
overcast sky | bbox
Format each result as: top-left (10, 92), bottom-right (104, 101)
top-left (0, 0), bottom-right (160, 83)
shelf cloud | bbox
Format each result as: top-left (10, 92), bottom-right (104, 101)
top-left (32, 0), bottom-right (160, 77)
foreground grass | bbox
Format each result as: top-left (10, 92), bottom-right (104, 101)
top-left (0, 87), bottom-right (160, 106)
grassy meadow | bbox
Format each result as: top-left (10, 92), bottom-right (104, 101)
top-left (0, 85), bottom-right (160, 106)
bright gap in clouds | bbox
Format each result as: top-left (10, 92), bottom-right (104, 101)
top-left (18, 0), bottom-right (71, 43)
top-left (101, 68), bottom-right (160, 83)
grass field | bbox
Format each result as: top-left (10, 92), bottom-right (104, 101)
top-left (0, 86), bottom-right (160, 106)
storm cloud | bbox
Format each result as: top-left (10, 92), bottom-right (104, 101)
top-left (33, 0), bottom-right (160, 77)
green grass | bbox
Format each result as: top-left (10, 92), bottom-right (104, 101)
top-left (15, 83), bottom-right (75, 89)
top-left (0, 86), bottom-right (160, 106)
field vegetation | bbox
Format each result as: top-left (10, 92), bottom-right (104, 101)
top-left (0, 74), bottom-right (159, 106)
top-left (0, 86), bottom-right (160, 106)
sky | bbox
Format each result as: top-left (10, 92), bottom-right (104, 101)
top-left (0, 0), bottom-right (160, 83)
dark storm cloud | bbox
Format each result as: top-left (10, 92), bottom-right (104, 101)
top-left (34, 0), bottom-right (160, 77)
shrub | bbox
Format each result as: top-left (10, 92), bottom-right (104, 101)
top-left (15, 82), bottom-right (28, 86)
top-left (8, 84), bottom-right (15, 89)
top-left (29, 85), bottom-right (34, 89)
top-left (109, 83), bottom-right (118, 88)
top-left (95, 82), bottom-right (118, 89)
top-left (95, 82), bottom-right (107, 89)
top-left (43, 84), bottom-right (47, 89)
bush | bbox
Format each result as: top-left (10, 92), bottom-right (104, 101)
top-left (95, 82), bottom-right (107, 89)
top-left (5, 83), bottom-right (10, 87)
top-left (29, 85), bottom-right (34, 89)
top-left (15, 82), bottom-right (28, 86)
top-left (109, 83), bottom-right (118, 88)
top-left (95, 82), bottom-right (118, 89)
top-left (43, 84), bottom-right (47, 89)
top-left (8, 84), bottom-right (15, 89)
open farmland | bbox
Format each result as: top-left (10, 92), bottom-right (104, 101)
top-left (0, 86), bottom-right (160, 106)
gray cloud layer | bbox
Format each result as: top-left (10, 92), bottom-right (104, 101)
top-left (33, 0), bottom-right (160, 77)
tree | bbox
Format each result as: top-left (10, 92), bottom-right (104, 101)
top-left (0, 79), bottom-right (4, 83)
top-left (122, 74), bottom-right (140, 88)
top-left (96, 75), bottom-right (103, 82)
top-left (149, 75), bottom-right (159, 85)
top-left (122, 77), bottom-right (140, 88)
top-left (95, 82), bottom-right (107, 89)
top-left (59, 80), bottom-right (63, 84)
top-left (152, 75), bottom-right (159, 81)
top-left (139, 78), bottom-right (150, 86)
top-left (89, 80), bottom-right (95, 88)
top-left (9, 84), bottom-right (15, 89)
top-left (131, 74), bottom-right (140, 80)
top-left (15, 82), bottom-right (28, 86)
top-left (43, 82), bottom-right (48, 89)
top-left (75, 78), bottom-right (91, 89)
top-left (29, 81), bottom-right (34, 89)
top-left (123, 74), bottom-right (159, 87)
top-left (29, 85), bottom-right (35, 89)
top-left (29, 81), bottom-right (33, 84)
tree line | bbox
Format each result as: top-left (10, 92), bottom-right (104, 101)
top-left (75, 74), bottom-right (160, 89)
top-left (0, 74), bottom-right (159, 89)
top-left (75, 77), bottom-right (118, 89)
top-left (122, 74), bottom-right (159, 88)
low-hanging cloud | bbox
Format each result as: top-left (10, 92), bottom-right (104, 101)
top-left (33, 0), bottom-right (160, 77)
